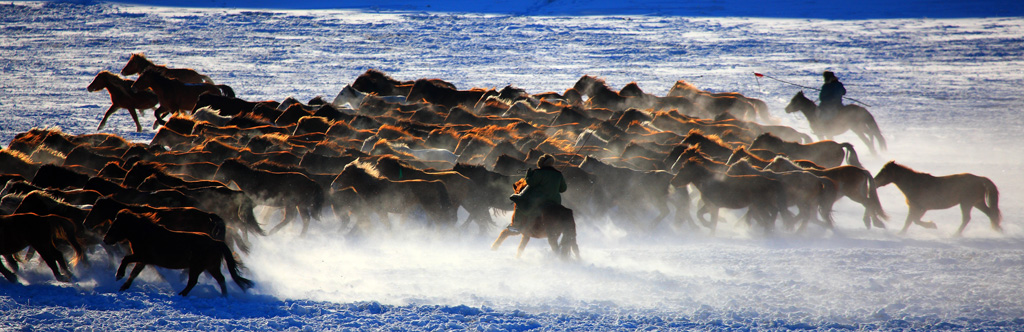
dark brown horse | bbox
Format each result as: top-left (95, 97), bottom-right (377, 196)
top-left (0, 213), bottom-right (85, 283)
top-left (785, 91), bottom-right (886, 154)
top-left (213, 158), bottom-right (324, 235)
top-left (671, 158), bottom-right (790, 234)
top-left (766, 156), bottom-right (888, 229)
top-left (667, 80), bottom-right (771, 123)
top-left (873, 161), bottom-right (1001, 235)
top-left (88, 71), bottom-right (158, 132)
top-left (121, 53), bottom-right (214, 84)
top-left (132, 70), bottom-right (232, 128)
top-left (749, 133), bottom-right (862, 168)
top-left (491, 178), bottom-right (579, 260)
top-left (103, 210), bottom-right (254, 296)
top-left (726, 159), bottom-right (838, 231)
top-left (330, 161), bottom-right (457, 230)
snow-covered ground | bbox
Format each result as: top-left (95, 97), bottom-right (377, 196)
top-left (2, 1), bottom-right (1024, 330)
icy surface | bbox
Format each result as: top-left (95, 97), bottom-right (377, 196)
top-left (1, 1), bottom-right (1024, 330)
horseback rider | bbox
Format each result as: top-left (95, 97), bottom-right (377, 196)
top-left (818, 71), bottom-right (846, 123)
top-left (508, 154), bottom-right (567, 234)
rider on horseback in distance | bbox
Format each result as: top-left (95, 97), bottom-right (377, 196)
top-left (818, 70), bottom-right (846, 123)
top-left (508, 154), bottom-right (567, 234)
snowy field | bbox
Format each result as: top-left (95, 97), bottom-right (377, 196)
top-left (2, 1), bottom-right (1024, 330)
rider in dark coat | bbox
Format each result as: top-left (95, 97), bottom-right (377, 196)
top-left (818, 71), bottom-right (846, 122)
top-left (508, 154), bottom-right (567, 233)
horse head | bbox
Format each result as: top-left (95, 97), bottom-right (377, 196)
top-left (87, 71), bottom-right (115, 92)
top-left (873, 160), bottom-right (905, 187)
top-left (121, 53), bottom-right (150, 76)
top-left (785, 91), bottom-right (815, 114)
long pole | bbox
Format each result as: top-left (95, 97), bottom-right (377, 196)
top-left (754, 72), bottom-right (872, 107)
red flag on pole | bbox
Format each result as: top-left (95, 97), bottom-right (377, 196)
top-left (754, 72), bottom-right (764, 77)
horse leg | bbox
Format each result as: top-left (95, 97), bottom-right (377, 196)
top-left (298, 206), bottom-right (312, 236)
top-left (975, 200), bottom-right (1003, 232)
top-left (120, 262), bottom-right (146, 291)
top-left (207, 267), bottom-right (229, 297)
top-left (97, 105), bottom-right (119, 130)
top-left (0, 262), bottom-right (16, 283)
top-left (178, 267), bottom-right (204, 296)
top-left (127, 108), bottom-right (143, 132)
top-left (954, 203), bottom-right (973, 237)
top-left (115, 254), bottom-right (140, 280)
top-left (35, 245), bottom-right (72, 282)
top-left (647, 199), bottom-right (670, 231)
top-left (269, 206), bottom-right (297, 235)
top-left (515, 234), bottom-right (531, 259)
top-left (900, 208), bottom-right (927, 235)
top-left (152, 106), bottom-right (169, 129)
top-left (4, 254), bottom-right (19, 272)
top-left (490, 228), bottom-right (516, 251)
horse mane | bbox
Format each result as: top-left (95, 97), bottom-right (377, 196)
top-left (342, 160), bottom-right (383, 183)
top-left (1, 148), bottom-right (35, 164)
top-left (377, 124), bottom-right (413, 140)
top-left (29, 146), bottom-right (66, 164)
top-left (685, 129), bottom-right (732, 149)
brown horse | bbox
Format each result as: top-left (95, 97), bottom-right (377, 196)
top-left (873, 161), bottom-right (1001, 235)
top-left (785, 91), bottom-right (886, 154)
top-left (330, 161), bottom-right (457, 230)
top-left (213, 158), bottom-right (324, 236)
top-left (667, 80), bottom-right (772, 123)
top-left (749, 133), bottom-right (862, 168)
top-left (132, 70), bottom-right (232, 128)
top-left (572, 75), bottom-right (652, 111)
top-left (766, 156), bottom-right (888, 229)
top-left (0, 213), bottom-right (85, 283)
top-left (671, 158), bottom-right (790, 234)
top-left (491, 178), bottom-right (579, 260)
top-left (120, 53), bottom-right (214, 84)
top-left (103, 210), bottom-right (254, 296)
top-left (88, 71), bottom-right (158, 132)
top-left (726, 159), bottom-right (838, 231)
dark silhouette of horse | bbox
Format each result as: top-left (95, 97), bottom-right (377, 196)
top-left (351, 69), bottom-right (415, 97)
top-left (667, 80), bottom-right (772, 123)
top-left (0, 149), bottom-right (41, 180)
top-left (120, 53), bottom-right (215, 84)
top-left (330, 161), bottom-right (456, 230)
top-left (572, 75), bottom-right (652, 111)
top-left (578, 156), bottom-right (676, 230)
top-left (671, 158), bottom-right (790, 234)
top-left (88, 71), bottom-right (158, 132)
top-left (785, 91), bottom-right (886, 154)
top-left (373, 156), bottom-right (491, 232)
top-left (726, 159), bottom-right (838, 231)
top-left (132, 70), bottom-right (233, 128)
top-left (214, 158), bottom-right (324, 235)
top-left (102, 210), bottom-right (254, 296)
top-left (491, 178), bottom-right (579, 260)
top-left (749, 133), bottom-right (861, 168)
top-left (406, 79), bottom-right (495, 109)
top-left (0, 213), bottom-right (85, 283)
top-left (84, 197), bottom-right (239, 252)
top-left (765, 156), bottom-right (888, 229)
top-left (31, 164), bottom-right (90, 190)
top-left (873, 161), bottom-right (1001, 236)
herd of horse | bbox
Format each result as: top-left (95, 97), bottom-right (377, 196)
top-left (0, 54), bottom-right (1003, 296)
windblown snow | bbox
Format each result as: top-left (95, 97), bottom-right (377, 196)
top-left (1, 1), bottom-right (1023, 331)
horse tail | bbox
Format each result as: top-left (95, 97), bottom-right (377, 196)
top-left (48, 216), bottom-right (85, 266)
top-left (217, 85), bottom-right (236, 98)
top-left (311, 185), bottom-right (325, 221)
top-left (863, 111), bottom-right (887, 151)
top-left (558, 207), bottom-right (580, 260)
top-left (981, 177), bottom-right (1002, 230)
top-left (219, 241), bottom-right (254, 292)
top-left (239, 198), bottom-right (266, 236)
top-left (840, 143), bottom-right (863, 168)
top-left (818, 179), bottom-right (838, 228)
top-left (865, 173), bottom-right (889, 221)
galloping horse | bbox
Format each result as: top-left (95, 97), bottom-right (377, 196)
top-left (120, 53), bottom-right (214, 84)
top-left (0, 213), bottom-right (85, 283)
top-left (785, 91), bottom-right (886, 154)
top-left (491, 178), bottom-right (579, 260)
top-left (749, 133), bottom-right (862, 168)
top-left (671, 158), bottom-right (791, 234)
top-left (103, 210), bottom-right (254, 296)
top-left (873, 161), bottom-right (1001, 236)
top-left (88, 71), bottom-right (158, 132)
top-left (132, 70), bottom-right (233, 128)
top-left (766, 156), bottom-right (888, 229)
